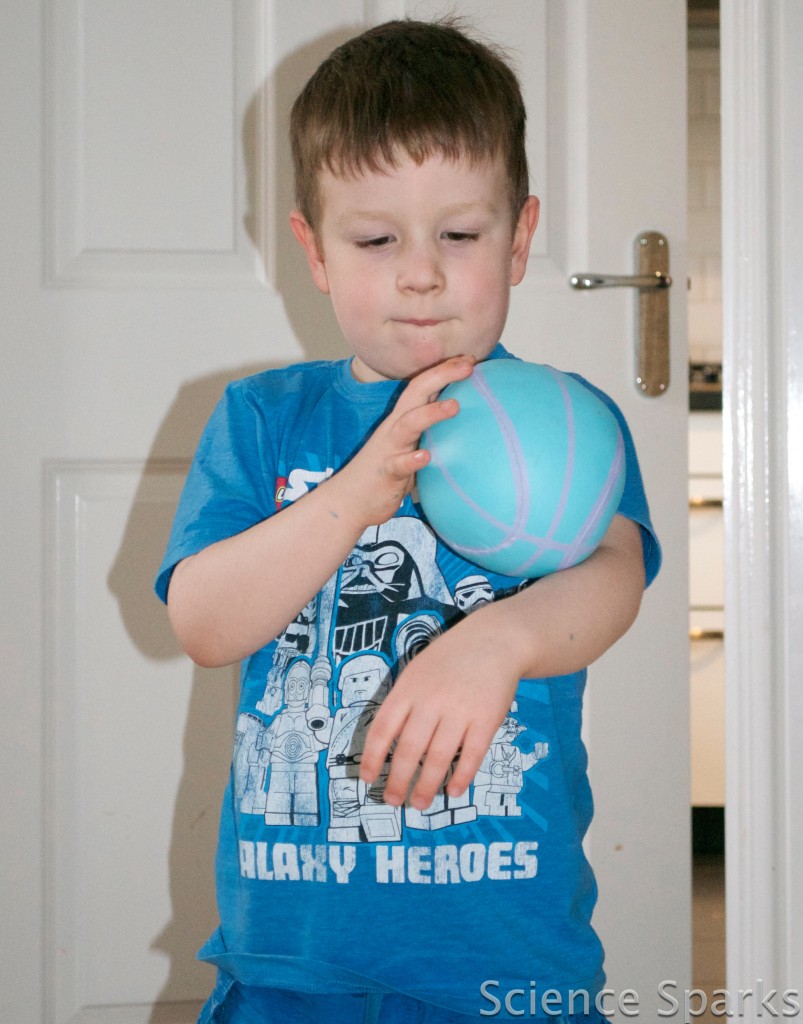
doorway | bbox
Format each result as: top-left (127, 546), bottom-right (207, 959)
top-left (687, 0), bottom-right (725, 1012)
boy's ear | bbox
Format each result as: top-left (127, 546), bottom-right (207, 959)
top-left (289, 211), bottom-right (330, 294)
top-left (510, 195), bottom-right (540, 286)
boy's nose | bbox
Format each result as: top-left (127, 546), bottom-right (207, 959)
top-left (396, 242), bottom-right (445, 294)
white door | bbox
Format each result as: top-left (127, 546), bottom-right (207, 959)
top-left (0, 2), bottom-right (688, 1022)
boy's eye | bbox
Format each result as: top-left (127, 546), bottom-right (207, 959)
top-left (355, 236), bottom-right (393, 249)
top-left (442, 231), bottom-right (480, 242)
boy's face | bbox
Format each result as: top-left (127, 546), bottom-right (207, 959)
top-left (291, 153), bottom-right (539, 382)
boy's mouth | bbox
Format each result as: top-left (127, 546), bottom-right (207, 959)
top-left (396, 318), bottom-right (445, 327)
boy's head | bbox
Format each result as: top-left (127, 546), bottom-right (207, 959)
top-left (290, 18), bottom-right (529, 230)
top-left (288, 19), bottom-right (539, 383)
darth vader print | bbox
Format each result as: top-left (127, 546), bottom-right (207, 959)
top-left (328, 517), bottom-right (456, 668)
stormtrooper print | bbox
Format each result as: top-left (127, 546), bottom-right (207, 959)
top-left (453, 574), bottom-right (495, 614)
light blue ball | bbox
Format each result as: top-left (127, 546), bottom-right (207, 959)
top-left (417, 360), bottom-right (626, 578)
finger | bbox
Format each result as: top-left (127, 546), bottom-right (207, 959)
top-left (359, 698), bottom-right (410, 785)
top-left (414, 354), bottom-right (476, 402)
top-left (384, 448), bottom-right (430, 482)
top-left (394, 355), bottom-right (475, 414)
top-left (445, 725), bottom-right (498, 797)
top-left (390, 396), bottom-right (459, 450)
top-left (381, 713), bottom-right (438, 806)
top-left (408, 721), bottom-right (467, 810)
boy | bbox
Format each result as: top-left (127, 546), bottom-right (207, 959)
top-left (156, 18), bottom-right (660, 1024)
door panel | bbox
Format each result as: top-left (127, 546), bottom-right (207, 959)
top-left (0, 2), bottom-right (688, 1021)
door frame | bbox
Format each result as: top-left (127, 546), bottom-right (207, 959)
top-left (722, 0), bottom-right (803, 990)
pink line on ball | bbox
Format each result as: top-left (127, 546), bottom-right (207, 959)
top-left (471, 366), bottom-right (531, 535)
top-left (425, 365), bottom-right (533, 558)
top-left (427, 444), bottom-right (521, 553)
top-left (556, 428), bottom-right (625, 570)
top-left (510, 368), bottom-right (576, 573)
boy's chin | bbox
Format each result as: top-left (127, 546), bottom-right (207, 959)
top-left (351, 339), bottom-right (497, 383)
top-left (351, 355), bottom-right (444, 383)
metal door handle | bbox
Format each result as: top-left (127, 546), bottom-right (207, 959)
top-left (570, 231), bottom-right (671, 397)
top-left (570, 272), bottom-right (672, 290)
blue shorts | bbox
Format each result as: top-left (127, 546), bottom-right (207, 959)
top-left (198, 970), bottom-right (607, 1024)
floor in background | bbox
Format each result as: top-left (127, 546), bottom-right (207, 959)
top-left (692, 853), bottom-right (726, 1022)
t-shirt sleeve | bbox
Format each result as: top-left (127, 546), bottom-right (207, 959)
top-left (154, 380), bottom-right (276, 604)
top-left (573, 375), bottom-right (662, 588)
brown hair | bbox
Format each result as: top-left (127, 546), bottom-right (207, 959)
top-left (290, 18), bottom-right (529, 228)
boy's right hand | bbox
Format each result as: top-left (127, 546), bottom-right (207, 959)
top-left (166, 354), bottom-right (476, 668)
top-left (337, 354), bottom-right (476, 530)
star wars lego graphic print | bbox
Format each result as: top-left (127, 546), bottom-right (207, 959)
top-left (232, 513), bottom-right (550, 868)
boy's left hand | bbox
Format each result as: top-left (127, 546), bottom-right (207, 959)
top-left (358, 514), bottom-right (646, 810)
top-left (359, 613), bottom-right (521, 809)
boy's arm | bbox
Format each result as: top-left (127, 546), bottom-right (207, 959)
top-left (359, 513), bottom-right (646, 808)
top-left (166, 356), bottom-right (476, 667)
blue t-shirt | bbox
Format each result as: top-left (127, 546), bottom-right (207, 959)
top-left (155, 345), bottom-right (660, 1019)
